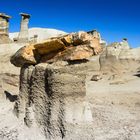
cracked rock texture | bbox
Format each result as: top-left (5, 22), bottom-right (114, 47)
top-left (15, 62), bottom-right (94, 139)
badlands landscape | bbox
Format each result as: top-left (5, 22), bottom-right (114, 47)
top-left (0, 13), bottom-right (140, 140)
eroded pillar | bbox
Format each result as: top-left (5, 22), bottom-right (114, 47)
top-left (18, 13), bottom-right (30, 43)
top-left (0, 13), bottom-right (12, 44)
top-left (15, 63), bottom-right (93, 139)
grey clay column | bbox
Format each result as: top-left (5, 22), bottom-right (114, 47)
top-left (18, 13), bottom-right (30, 43)
top-left (0, 13), bottom-right (12, 44)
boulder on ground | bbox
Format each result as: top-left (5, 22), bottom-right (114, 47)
top-left (91, 74), bottom-right (102, 81)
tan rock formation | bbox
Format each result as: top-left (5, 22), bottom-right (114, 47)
top-left (18, 13), bottom-right (30, 43)
top-left (11, 31), bottom-right (103, 67)
top-left (0, 13), bottom-right (12, 44)
top-left (41, 45), bottom-right (94, 63)
top-left (10, 45), bottom-right (37, 67)
top-left (14, 63), bottom-right (93, 139)
top-left (34, 38), bottom-right (66, 55)
top-left (106, 39), bottom-right (130, 59)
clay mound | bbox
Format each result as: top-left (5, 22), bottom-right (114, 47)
top-left (9, 28), bottom-right (67, 43)
top-left (119, 48), bottom-right (140, 60)
top-left (99, 51), bottom-right (124, 74)
top-left (99, 49), bottom-right (140, 75)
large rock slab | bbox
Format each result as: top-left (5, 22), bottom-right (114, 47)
top-left (41, 44), bottom-right (94, 63)
top-left (10, 31), bottom-right (102, 67)
top-left (10, 45), bottom-right (37, 67)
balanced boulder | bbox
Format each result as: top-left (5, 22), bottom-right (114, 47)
top-left (11, 31), bottom-right (103, 67)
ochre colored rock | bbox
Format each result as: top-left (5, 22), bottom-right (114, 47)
top-left (10, 45), bottom-right (37, 67)
top-left (34, 39), bottom-right (66, 55)
top-left (11, 39), bottom-right (66, 67)
top-left (90, 38), bottom-right (102, 55)
top-left (42, 45), bottom-right (94, 63)
top-left (11, 31), bottom-right (103, 67)
top-left (62, 45), bottom-right (94, 61)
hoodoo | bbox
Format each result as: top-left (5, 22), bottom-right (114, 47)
top-left (18, 13), bottom-right (31, 43)
top-left (0, 13), bottom-right (12, 44)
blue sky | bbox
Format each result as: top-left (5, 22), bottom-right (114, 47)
top-left (1, 0), bottom-right (140, 47)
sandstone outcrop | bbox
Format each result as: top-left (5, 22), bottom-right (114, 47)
top-left (10, 31), bottom-right (103, 67)
top-left (99, 39), bottom-right (140, 74)
top-left (106, 39), bottom-right (130, 59)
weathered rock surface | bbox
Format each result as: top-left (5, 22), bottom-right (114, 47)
top-left (10, 31), bottom-right (102, 67)
top-left (99, 42), bottom-right (140, 75)
top-left (106, 39), bottom-right (130, 59)
top-left (0, 35), bottom-right (12, 44)
top-left (11, 56), bottom-right (140, 140)
top-left (0, 13), bottom-right (12, 44)
top-left (41, 44), bottom-right (94, 63)
top-left (10, 45), bottom-right (37, 67)
top-left (105, 39), bottom-right (140, 61)
top-left (14, 63), bottom-right (93, 139)
top-left (119, 47), bottom-right (140, 60)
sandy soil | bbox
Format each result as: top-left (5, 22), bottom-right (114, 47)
top-left (86, 71), bottom-right (140, 140)
top-left (0, 69), bottom-right (140, 140)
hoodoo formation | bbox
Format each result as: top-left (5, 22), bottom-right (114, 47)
top-left (0, 13), bottom-right (12, 44)
top-left (18, 13), bottom-right (31, 43)
top-left (0, 12), bottom-right (34, 44)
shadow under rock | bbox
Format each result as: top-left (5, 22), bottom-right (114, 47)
top-left (4, 90), bottom-right (18, 102)
top-left (133, 73), bottom-right (140, 78)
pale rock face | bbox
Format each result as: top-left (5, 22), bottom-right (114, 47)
top-left (107, 42), bottom-right (122, 59)
top-left (34, 38), bottom-right (66, 55)
top-left (10, 45), bottom-right (37, 67)
top-left (18, 14), bottom-right (30, 43)
top-left (119, 48), bottom-right (140, 60)
top-left (106, 39), bottom-right (130, 59)
top-left (0, 13), bottom-right (12, 44)
top-left (120, 39), bottom-right (130, 50)
top-left (0, 14), bottom-right (10, 36)
top-left (87, 30), bottom-right (107, 46)
top-left (9, 28), bottom-right (67, 43)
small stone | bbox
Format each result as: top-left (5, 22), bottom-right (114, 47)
top-left (91, 75), bottom-right (102, 81)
